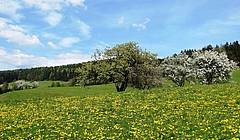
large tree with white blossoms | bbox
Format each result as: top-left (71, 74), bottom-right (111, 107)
top-left (191, 50), bottom-right (236, 84)
top-left (161, 53), bottom-right (193, 87)
top-left (162, 50), bottom-right (237, 86)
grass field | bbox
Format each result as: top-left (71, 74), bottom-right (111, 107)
top-left (232, 68), bottom-right (240, 83)
top-left (0, 70), bottom-right (240, 139)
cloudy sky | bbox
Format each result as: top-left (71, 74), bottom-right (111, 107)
top-left (0, 0), bottom-right (240, 70)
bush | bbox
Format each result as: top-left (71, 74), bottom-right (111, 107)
top-left (68, 78), bottom-right (77, 87)
top-left (0, 82), bottom-right (9, 93)
top-left (56, 82), bottom-right (61, 87)
top-left (50, 82), bottom-right (56, 87)
top-left (49, 81), bottom-right (65, 87)
top-left (11, 80), bottom-right (39, 91)
top-left (0, 86), bottom-right (2, 94)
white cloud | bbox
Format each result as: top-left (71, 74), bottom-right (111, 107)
top-left (0, 47), bottom-right (91, 70)
top-left (47, 37), bottom-right (80, 49)
top-left (0, 47), bottom-right (7, 56)
top-left (132, 18), bottom-right (151, 31)
top-left (66, 0), bottom-right (86, 8)
top-left (22, 0), bottom-right (63, 12)
top-left (47, 41), bottom-right (58, 49)
top-left (59, 37), bottom-right (80, 48)
top-left (0, 0), bottom-right (23, 20)
top-left (117, 16), bottom-right (125, 25)
top-left (77, 20), bottom-right (91, 38)
top-left (51, 51), bottom-right (91, 66)
top-left (0, 18), bottom-right (41, 46)
top-left (22, 0), bottom-right (86, 26)
top-left (45, 12), bottom-right (63, 26)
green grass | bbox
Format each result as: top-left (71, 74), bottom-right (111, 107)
top-left (0, 70), bottom-right (240, 139)
top-left (0, 81), bottom-right (121, 101)
top-left (232, 69), bottom-right (240, 83)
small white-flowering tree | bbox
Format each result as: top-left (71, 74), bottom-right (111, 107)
top-left (191, 50), bottom-right (237, 84)
top-left (161, 53), bottom-right (193, 87)
top-left (12, 80), bottom-right (39, 90)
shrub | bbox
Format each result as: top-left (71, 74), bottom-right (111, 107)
top-left (1, 82), bottom-right (9, 93)
top-left (50, 81), bottom-right (65, 87)
top-left (0, 86), bottom-right (3, 94)
top-left (11, 80), bottom-right (39, 91)
top-left (31, 81), bottom-right (39, 88)
top-left (56, 82), bottom-right (61, 87)
top-left (50, 82), bottom-right (56, 87)
top-left (68, 78), bottom-right (77, 87)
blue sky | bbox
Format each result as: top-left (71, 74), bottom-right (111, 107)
top-left (0, 0), bottom-right (240, 70)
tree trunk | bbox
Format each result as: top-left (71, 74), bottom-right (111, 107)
top-left (115, 76), bottom-right (128, 92)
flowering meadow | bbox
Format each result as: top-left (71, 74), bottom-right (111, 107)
top-left (1, 83), bottom-right (240, 139)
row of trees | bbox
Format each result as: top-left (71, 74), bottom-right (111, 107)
top-left (0, 41), bottom-right (239, 91)
top-left (0, 64), bottom-right (81, 84)
top-left (77, 42), bottom-right (237, 92)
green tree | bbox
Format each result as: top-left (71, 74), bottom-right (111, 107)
top-left (98, 42), bottom-right (161, 92)
top-left (1, 82), bottom-right (9, 93)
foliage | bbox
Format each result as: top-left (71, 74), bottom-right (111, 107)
top-left (0, 83), bottom-right (240, 139)
top-left (192, 51), bottom-right (237, 84)
top-left (67, 78), bottom-right (77, 87)
top-left (50, 81), bottom-right (65, 87)
top-left (76, 61), bottom-right (110, 86)
top-left (162, 53), bottom-right (193, 87)
top-left (0, 64), bottom-right (81, 84)
top-left (11, 80), bottom-right (39, 90)
top-left (0, 81), bottom-right (39, 94)
top-left (223, 41), bottom-right (240, 66)
top-left (162, 51), bottom-right (236, 86)
top-left (93, 41), bottom-right (161, 92)
top-left (0, 82), bottom-right (9, 94)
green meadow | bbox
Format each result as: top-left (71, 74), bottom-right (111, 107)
top-left (0, 70), bottom-right (240, 139)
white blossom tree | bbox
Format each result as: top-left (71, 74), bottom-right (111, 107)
top-left (162, 50), bottom-right (237, 86)
top-left (191, 50), bottom-right (237, 84)
top-left (161, 53), bottom-right (193, 87)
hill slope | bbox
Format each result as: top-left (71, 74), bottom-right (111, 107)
top-left (1, 83), bottom-right (240, 139)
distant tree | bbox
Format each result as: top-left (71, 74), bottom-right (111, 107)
top-left (68, 78), bottom-right (77, 87)
top-left (202, 45), bottom-right (214, 51)
top-left (1, 82), bottom-right (9, 93)
top-left (224, 41), bottom-right (240, 66)
top-left (181, 49), bottom-right (196, 57)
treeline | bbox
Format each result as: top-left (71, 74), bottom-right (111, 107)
top-left (77, 41), bottom-right (237, 92)
top-left (0, 41), bottom-right (239, 85)
top-left (0, 64), bottom-right (82, 84)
